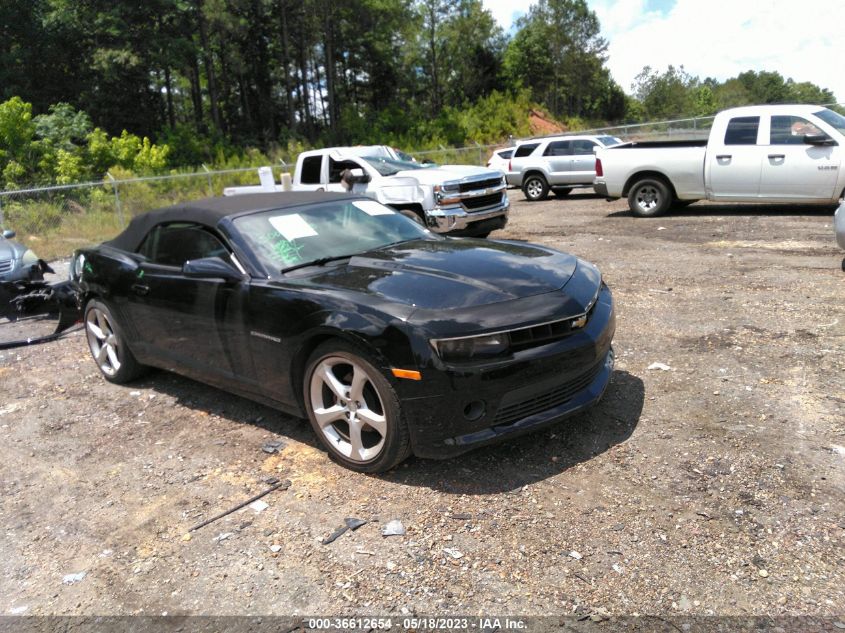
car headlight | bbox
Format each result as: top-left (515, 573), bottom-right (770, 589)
top-left (70, 253), bottom-right (86, 281)
top-left (21, 249), bottom-right (38, 265)
top-left (431, 332), bottom-right (509, 362)
top-left (434, 182), bottom-right (461, 205)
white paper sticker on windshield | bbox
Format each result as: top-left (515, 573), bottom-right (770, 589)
top-left (268, 214), bottom-right (318, 241)
top-left (353, 200), bottom-right (394, 216)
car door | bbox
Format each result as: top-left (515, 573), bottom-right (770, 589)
top-left (128, 223), bottom-right (250, 386)
top-left (570, 139), bottom-right (600, 184)
top-left (758, 115), bottom-right (841, 200)
top-left (543, 140), bottom-right (573, 185)
top-left (707, 115), bottom-right (763, 200)
top-left (326, 157), bottom-right (367, 193)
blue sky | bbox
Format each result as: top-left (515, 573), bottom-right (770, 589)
top-left (481, 0), bottom-right (844, 103)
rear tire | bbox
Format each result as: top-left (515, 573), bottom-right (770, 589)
top-left (84, 299), bottom-right (147, 384)
top-left (522, 174), bottom-right (549, 201)
top-left (627, 178), bottom-right (672, 217)
top-left (304, 340), bottom-right (412, 473)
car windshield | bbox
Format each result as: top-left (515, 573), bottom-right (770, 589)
top-left (597, 136), bottom-right (623, 146)
top-left (813, 108), bottom-right (845, 135)
top-left (233, 199), bottom-right (431, 273)
top-left (360, 155), bottom-right (425, 176)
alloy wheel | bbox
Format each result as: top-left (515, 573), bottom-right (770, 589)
top-left (309, 356), bottom-right (388, 463)
top-left (86, 307), bottom-right (121, 376)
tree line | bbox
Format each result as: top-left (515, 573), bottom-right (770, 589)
top-left (0, 0), bottom-right (838, 185)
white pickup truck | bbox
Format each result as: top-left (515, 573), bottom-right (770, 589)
top-left (225, 146), bottom-right (510, 237)
top-left (594, 104), bottom-right (845, 217)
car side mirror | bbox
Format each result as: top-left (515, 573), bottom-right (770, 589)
top-left (345, 168), bottom-right (371, 184)
top-left (182, 257), bottom-right (244, 283)
top-left (804, 133), bottom-right (835, 146)
top-left (2, 229), bottom-right (15, 239)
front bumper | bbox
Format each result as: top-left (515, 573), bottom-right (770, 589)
top-left (402, 283), bottom-right (616, 459)
top-left (428, 195), bottom-right (510, 234)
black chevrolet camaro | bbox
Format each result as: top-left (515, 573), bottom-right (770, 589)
top-left (72, 192), bottom-right (615, 472)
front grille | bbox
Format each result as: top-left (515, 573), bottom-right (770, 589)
top-left (0, 259), bottom-right (13, 274)
top-left (459, 177), bottom-right (502, 193)
top-left (492, 361), bottom-right (603, 426)
top-left (509, 318), bottom-right (576, 349)
top-left (463, 192), bottom-right (503, 211)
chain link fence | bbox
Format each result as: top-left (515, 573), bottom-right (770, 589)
top-left (0, 167), bottom-right (267, 262)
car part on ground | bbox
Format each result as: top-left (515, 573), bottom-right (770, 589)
top-left (0, 278), bottom-right (82, 350)
top-left (73, 192), bottom-right (614, 472)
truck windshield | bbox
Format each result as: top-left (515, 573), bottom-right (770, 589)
top-left (813, 108), bottom-right (845, 135)
top-left (361, 156), bottom-right (425, 176)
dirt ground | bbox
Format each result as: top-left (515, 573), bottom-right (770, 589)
top-left (1, 193), bottom-right (843, 624)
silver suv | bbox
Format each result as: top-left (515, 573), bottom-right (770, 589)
top-left (507, 135), bottom-right (622, 201)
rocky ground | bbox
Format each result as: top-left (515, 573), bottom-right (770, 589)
top-left (1, 194), bottom-right (843, 626)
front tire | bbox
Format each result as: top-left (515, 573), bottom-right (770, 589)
top-left (628, 178), bottom-right (671, 217)
top-left (522, 174), bottom-right (549, 201)
top-left (304, 341), bottom-right (411, 473)
top-left (84, 299), bottom-right (146, 384)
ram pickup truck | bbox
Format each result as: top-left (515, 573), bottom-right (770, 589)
top-left (594, 104), bottom-right (845, 216)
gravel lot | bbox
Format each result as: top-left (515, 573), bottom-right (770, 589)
top-left (1, 193), bottom-right (843, 622)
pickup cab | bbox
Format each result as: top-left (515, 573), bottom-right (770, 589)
top-left (291, 148), bottom-right (509, 237)
top-left (594, 105), bottom-right (845, 216)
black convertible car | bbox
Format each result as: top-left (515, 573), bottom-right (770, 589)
top-left (72, 192), bottom-right (615, 472)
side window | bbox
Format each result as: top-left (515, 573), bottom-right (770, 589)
top-left (770, 116), bottom-right (825, 144)
top-left (137, 224), bottom-right (231, 268)
top-left (544, 141), bottom-right (571, 156)
top-left (328, 158), bottom-right (362, 183)
top-left (571, 140), bottom-right (598, 154)
top-left (514, 143), bottom-right (539, 158)
top-left (724, 117), bottom-right (760, 145)
top-left (300, 155), bottom-right (323, 184)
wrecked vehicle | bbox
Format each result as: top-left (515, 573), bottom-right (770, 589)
top-left (71, 192), bottom-right (615, 472)
top-left (1, 228), bottom-right (81, 347)
top-left (1, 229), bottom-right (49, 282)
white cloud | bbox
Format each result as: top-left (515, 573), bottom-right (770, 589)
top-left (594, 0), bottom-right (845, 102)
top-left (483, 0), bottom-right (845, 103)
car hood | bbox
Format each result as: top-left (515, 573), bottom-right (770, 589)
top-left (295, 238), bottom-right (578, 311)
top-left (393, 165), bottom-right (500, 186)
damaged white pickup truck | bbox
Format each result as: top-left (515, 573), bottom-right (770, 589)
top-left (225, 147), bottom-right (510, 237)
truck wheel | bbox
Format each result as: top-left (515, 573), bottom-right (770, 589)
top-left (522, 175), bottom-right (549, 201)
top-left (628, 178), bottom-right (671, 217)
top-left (553, 187), bottom-right (572, 198)
top-left (398, 208), bottom-right (425, 226)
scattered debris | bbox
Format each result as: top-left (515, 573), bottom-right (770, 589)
top-left (382, 520), bottom-right (406, 537)
top-left (443, 547), bottom-right (464, 559)
top-left (569, 550), bottom-right (583, 560)
top-left (8, 606), bottom-right (28, 615)
top-left (270, 545), bottom-right (282, 553)
top-left (249, 500), bottom-right (269, 513)
top-left (188, 479), bottom-right (291, 532)
top-left (322, 517), bottom-right (367, 545)
top-left (62, 571), bottom-right (86, 585)
top-left (450, 513), bottom-right (472, 520)
top-left (261, 440), bottom-right (286, 454)
top-left (213, 532), bottom-right (233, 542)
top-left (758, 569), bottom-right (769, 578)
top-left (647, 362), bottom-right (672, 371)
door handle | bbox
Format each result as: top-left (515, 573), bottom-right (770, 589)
top-left (716, 155), bottom-right (732, 160)
top-left (768, 154), bottom-right (785, 160)
top-left (131, 283), bottom-right (150, 296)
